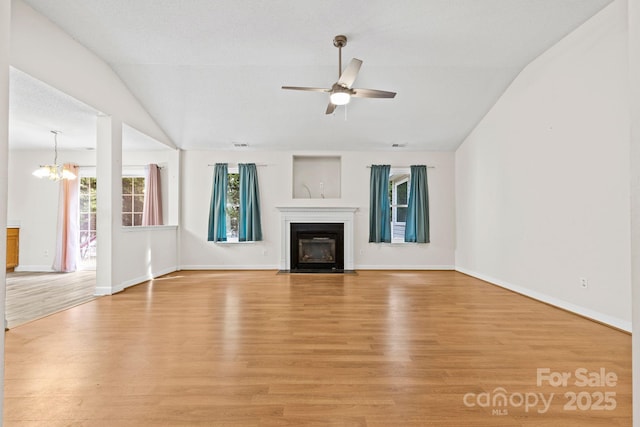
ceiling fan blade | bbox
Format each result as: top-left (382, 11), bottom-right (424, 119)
top-left (352, 88), bottom-right (397, 98)
top-left (337, 58), bottom-right (363, 88)
top-left (282, 86), bottom-right (330, 92)
top-left (325, 102), bottom-right (337, 115)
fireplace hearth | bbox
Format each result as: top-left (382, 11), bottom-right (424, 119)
top-left (290, 223), bottom-right (344, 272)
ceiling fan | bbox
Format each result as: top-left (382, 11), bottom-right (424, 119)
top-left (282, 35), bottom-right (396, 115)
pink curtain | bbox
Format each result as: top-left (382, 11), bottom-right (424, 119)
top-left (142, 164), bottom-right (163, 226)
top-left (53, 164), bottom-right (80, 272)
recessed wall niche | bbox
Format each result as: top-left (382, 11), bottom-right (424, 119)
top-left (292, 155), bottom-right (341, 199)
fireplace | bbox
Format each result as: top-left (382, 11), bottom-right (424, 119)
top-left (277, 206), bottom-right (357, 271)
top-left (290, 223), bottom-right (344, 272)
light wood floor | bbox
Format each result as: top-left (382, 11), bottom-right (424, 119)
top-left (5, 270), bottom-right (97, 328)
top-left (3, 270), bottom-right (631, 426)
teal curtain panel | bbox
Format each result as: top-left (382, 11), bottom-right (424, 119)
top-left (208, 163), bottom-right (228, 241)
top-left (238, 163), bottom-right (263, 241)
top-left (369, 164), bottom-right (391, 243)
top-left (405, 165), bottom-right (430, 243)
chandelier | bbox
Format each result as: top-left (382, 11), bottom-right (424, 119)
top-left (32, 131), bottom-right (76, 181)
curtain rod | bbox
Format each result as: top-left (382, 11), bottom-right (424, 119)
top-left (366, 165), bottom-right (435, 169)
top-left (207, 163), bottom-right (267, 167)
top-left (77, 164), bottom-right (164, 169)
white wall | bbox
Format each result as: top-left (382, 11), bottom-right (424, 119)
top-left (180, 150), bottom-right (455, 270)
top-left (627, 0), bottom-right (640, 421)
top-left (455, 0), bottom-right (631, 330)
top-left (113, 225), bottom-right (178, 293)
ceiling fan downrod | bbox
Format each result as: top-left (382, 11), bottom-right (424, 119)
top-left (333, 35), bottom-right (347, 80)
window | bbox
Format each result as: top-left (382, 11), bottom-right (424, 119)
top-left (208, 163), bottom-right (263, 243)
top-left (390, 170), bottom-right (410, 243)
top-left (122, 176), bottom-right (145, 226)
top-left (79, 177), bottom-right (97, 267)
top-left (226, 171), bottom-right (240, 240)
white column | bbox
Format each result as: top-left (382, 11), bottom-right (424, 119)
top-left (167, 148), bottom-right (181, 226)
top-left (96, 115), bottom-right (122, 295)
top-left (0, 0), bottom-right (10, 419)
top-left (172, 148), bottom-right (182, 270)
top-left (629, 0), bottom-right (640, 424)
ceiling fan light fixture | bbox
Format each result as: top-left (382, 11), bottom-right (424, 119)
top-left (282, 35), bottom-right (395, 114)
top-left (330, 91), bottom-right (351, 106)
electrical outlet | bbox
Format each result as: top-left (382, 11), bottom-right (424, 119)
top-left (579, 278), bottom-right (588, 289)
top-left (44, 249), bottom-right (49, 258)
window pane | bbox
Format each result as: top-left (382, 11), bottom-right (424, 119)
top-left (79, 196), bottom-right (89, 212)
top-left (397, 206), bottom-right (407, 223)
top-left (79, 231), bottom-right (89, 260)
top-left (226, 205), bottom-right (239, 238)
top-left (79, 177), bottom-right (98, 265)
top-left (122, 214), bottom-right (132, 227)
top-left (134, 195), bottom-right (144, 212)
top-left (134, 177), bottom-right (145, 194)
top-left (122, 177), bottom-right (132, 194)
top-left (228, 173), bottom-right (240, 204)
top-left (226, 173), bottom-right (240, 238)
top-left (79, 230), bottom-right (89, 244)
top-left (397, 181), bottom-right (408, 205)
top-left (79, 214), bottom-right (89, 231)
top-left (133, 213), bottom-right (143, 226)
top-left (88, 232), bottom-right (97, 258)
top-left (122, 195), bottom-right (132, 212)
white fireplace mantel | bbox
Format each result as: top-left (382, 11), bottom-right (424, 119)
top-left (276, 206), bottom-right (358, 270)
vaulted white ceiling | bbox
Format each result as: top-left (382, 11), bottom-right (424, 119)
top-left (13, 0), bottom-right (613, 151)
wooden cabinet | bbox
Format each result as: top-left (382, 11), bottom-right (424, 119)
top-left (6, 227), bottom-right (19, 272)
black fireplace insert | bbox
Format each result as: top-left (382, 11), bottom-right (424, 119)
top-left (290, 223), bottom-right (344, 272)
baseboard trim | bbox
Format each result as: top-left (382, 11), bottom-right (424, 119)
top-left (179, 265), bottom-right (280, 270)
top-left (356, 264), bottom-right (455, 270)
top-left (455, 266), bottom-right (631, 332)
top-left (96, 266), bottom-right (179, 296)
top-left (94, 286), bottom-right (112, 296)
top-left (14, 265), bottom-right (54, 272)
top-left (178, 264), bottom-right (455, 271)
